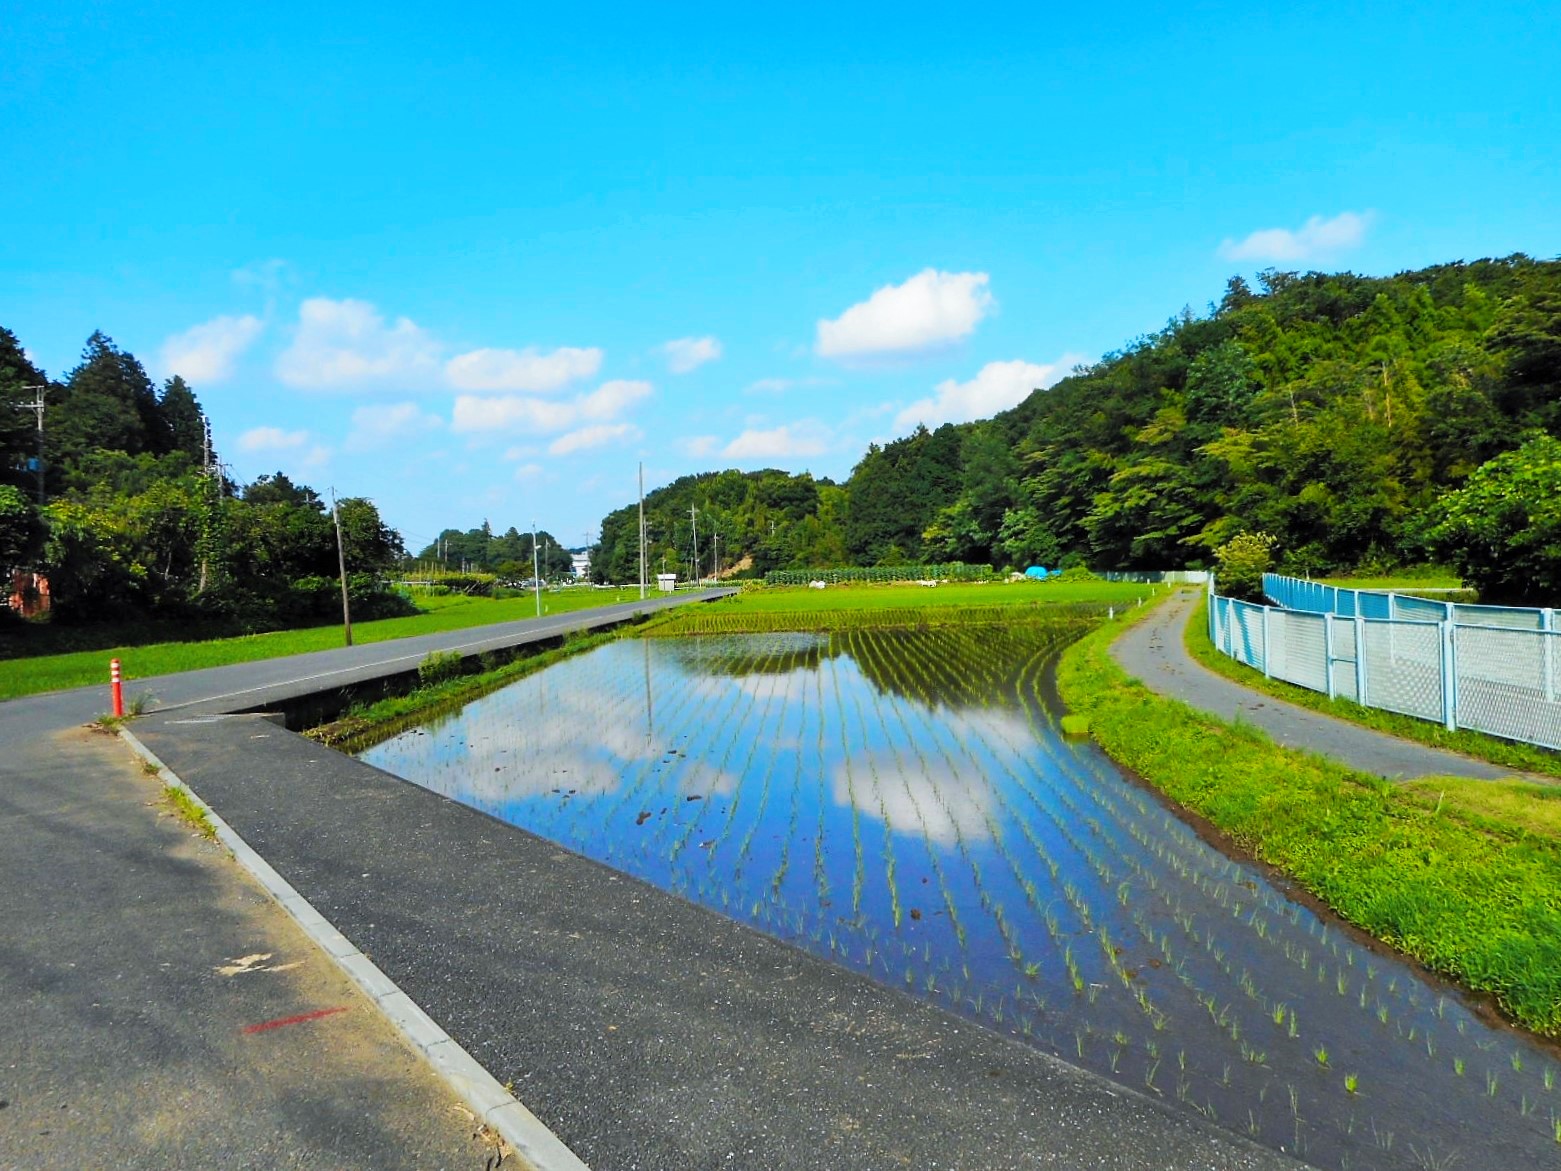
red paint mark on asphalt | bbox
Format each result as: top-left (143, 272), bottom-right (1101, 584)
top-left (241, 1006), bottom-right (349, 1034)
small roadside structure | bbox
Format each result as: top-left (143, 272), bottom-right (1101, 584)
top-left (656, 572), bottom-right (678, 593)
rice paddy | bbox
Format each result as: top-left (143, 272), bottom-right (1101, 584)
top-left (362, 617), bottom-right (1560, 1169)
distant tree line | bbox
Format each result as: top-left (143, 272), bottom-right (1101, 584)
top-left (411, 524), bottom-right (575, 581)
top-left (593, 255), bottom-right (1561, 604)
top-left (0, 328), bottom-right (407, 626)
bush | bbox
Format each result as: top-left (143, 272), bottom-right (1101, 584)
top-left (417, 650), bottom-right (464, 685)
top-left (1214, 531), bottom-right (1277, 601)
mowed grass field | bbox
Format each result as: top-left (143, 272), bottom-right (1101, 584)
top-left (0, 587), bottom-right (646, 701)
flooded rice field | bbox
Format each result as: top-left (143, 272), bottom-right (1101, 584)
top-left (363, 624), bottom-right (1559, 1169)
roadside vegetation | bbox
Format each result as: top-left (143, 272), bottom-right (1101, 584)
top-left (1060, 595), bottom-right (1561, 1036)
top-left (1184, 592), bottom-right (1561, 779)
top-left (0, 585), bottom-right (644, 701)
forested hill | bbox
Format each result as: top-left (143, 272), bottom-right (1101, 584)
top-left (595, 254), bottom-right (1561, 582)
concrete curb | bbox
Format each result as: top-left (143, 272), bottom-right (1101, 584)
top-left (118, 724), bottom-right (591, 1171)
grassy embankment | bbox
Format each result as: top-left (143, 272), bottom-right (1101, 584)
top-left (0, 586), bottom-right (646, 701)
top-left (1186, 592), bottom-right (1561, 780)
top-left (1059, 593), bottom-right (1561, 1037)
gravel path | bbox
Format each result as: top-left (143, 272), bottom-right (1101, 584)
top-left (1111, 591), bottom-right (1512, 780)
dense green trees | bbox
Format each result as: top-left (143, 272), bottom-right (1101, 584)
top-left (1431, 433), bottom-right (1561, 606)
top-left (1, 329), bottom-right (407, 627)
top-left (592, 254), bottom-right (1561, 590)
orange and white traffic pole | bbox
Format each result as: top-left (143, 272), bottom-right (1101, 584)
top-left (110, 658), bottom-right (123, 718)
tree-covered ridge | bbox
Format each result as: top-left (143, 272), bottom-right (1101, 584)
top-left (592, 468), bottom-right (847, 584)
top-left (595, 254), bottom-right (1561, 582)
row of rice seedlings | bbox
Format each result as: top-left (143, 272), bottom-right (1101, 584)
top-left (1001, 644), bottom-right (1561, 1154)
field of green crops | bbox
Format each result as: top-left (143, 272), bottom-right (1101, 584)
top-left (364, 603), bottom-right (1561, 1171)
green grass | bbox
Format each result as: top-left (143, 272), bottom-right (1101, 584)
top-left (641, 579), bottom-right (1154, 635)
top-left (0, 586), bottom-right (648, 701)
top-left (1184, 594), bottom-right (1561, 779)
top-left (1060, 595), bottom-right (1561, 1036)
top-left (1315, 567), bottom-right (1464, 591)
top-left (162, 782), bottom-right (218, 840)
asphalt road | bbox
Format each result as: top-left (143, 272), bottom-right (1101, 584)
top-left (4, 588), bottom-right (1301, 1170)
top-left (1112, 591), bottom-right (1512, 780)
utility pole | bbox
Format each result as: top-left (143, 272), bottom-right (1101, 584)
top-left (690, 504), bottom-right (699, 587)
top-left (637, 462), bottom-right (647, 600)
top-left (13, 384), bottom-right (46, 505)
top-left (713, 531), bottom-right (720, 582)
top-left (331, 489), bottom-right (353, 647)
top-left (532, 520), bottom-right (542, 618)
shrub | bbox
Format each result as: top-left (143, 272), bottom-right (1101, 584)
top-left (1215, 531), bottom-right (1277, 601)
top-left (417, 650), bottom-right (464, 685)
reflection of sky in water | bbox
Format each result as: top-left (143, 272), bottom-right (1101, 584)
top-left (362, 629), bottom-right (1561, 1171)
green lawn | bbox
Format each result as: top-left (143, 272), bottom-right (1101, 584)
top-left (0, 586), bottom-right (647, 701)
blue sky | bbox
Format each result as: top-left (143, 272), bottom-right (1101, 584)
top-left (2, 2), bottom-right (1556, 555)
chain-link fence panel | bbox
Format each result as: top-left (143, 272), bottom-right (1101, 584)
top-left (1391, 594), bottom-right (1450, 623)
top-left (1230, 600), bottom-right (1266, 671)
top-left (1360, 620), bottom-right (1444, 723)
top-left (1267, 609), bottom-right (1327, 692)
top-left (1452, 603), bottom-right (1547, 631)
top-left (1454, 626), bottom-right (1561, 751)
top-left (1328, 617), bottom-right (1359, 702)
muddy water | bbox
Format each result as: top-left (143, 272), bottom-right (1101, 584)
top-left (362, 626), bottom-right (1559, 1169)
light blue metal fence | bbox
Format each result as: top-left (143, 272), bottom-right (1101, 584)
top-left (1208, 576), bottom-right (1561, 753)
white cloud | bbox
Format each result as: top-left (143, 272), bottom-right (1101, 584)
top-left (513, 462), bottom-right (544, 481)
top-left (236, 426), bottom-right (329, 473)
top-left (1219, 211), bottom-right (1375, 263)
top-left (276, 297), bottom-right (442, 390)
top-left (452, 382), bottom-right (652, 437)
top-left (445, 345), bottom-right (602, 393)
top-left (344, 402), bottom-right (444, 452)
top-left (451, 379), bottom-right (653, 436)
top-left (894, 356), bottom-right (1080, 432)
top-left (816, 269), bottom-right (993, 359)
top-left (723, 421), bottom-right (831, 460)
top-left (237, 426), bottom-right (311, 452)
top-left (580, 379), bottom-right (652, 419)
top-left (660, 336), bottom-right (722, 374)
top-left (548, 423), bottom-right (643, 455)
top-left (452, 396), bottom-right (574, 433)
top-left (159, 314), bottom-right (264, 383)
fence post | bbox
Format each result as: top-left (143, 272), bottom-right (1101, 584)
top-left (1354, 615), bottom-right (1368, 706)
top-left (1261, 605), bottom-right (1272, 678)
top-left (1324, 614), bottom-right (1337, 699)
top-left (1440, 619), bottom-right (1458, 732)
top-left (1543, 609), bottom-right (1556, 704)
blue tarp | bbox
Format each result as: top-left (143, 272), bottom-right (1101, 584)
top-left (1024, 566), bottom-right (1051, 580)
